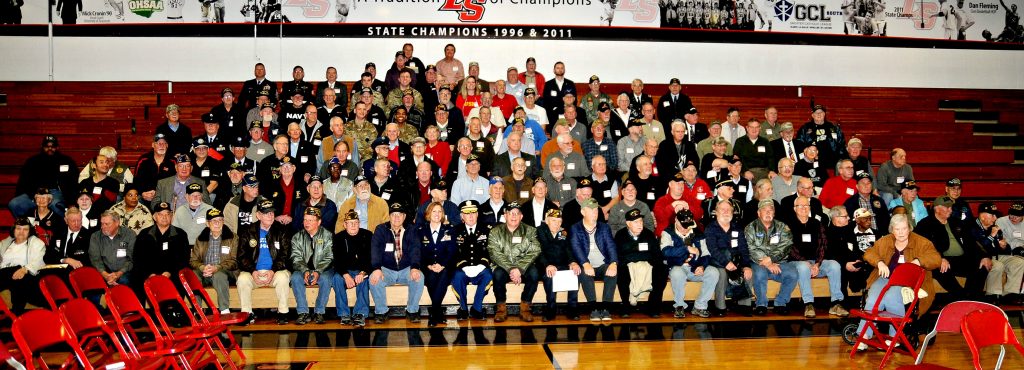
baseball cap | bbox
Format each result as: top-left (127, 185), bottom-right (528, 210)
top-left (466, 154), bottom-right (481, 165)
top-left (597, 102), bottom-right (611, 112)
top-left (152, 201), bottom-right (172, 214)
top-left (506, 201), bottom-right (522, 211)
top-left (686, 107), bottom-right (699, 115)
top-left (757, 199), bottom-right (775, 210)
top-left (165, 104), bottom-right (180, 113)
top-left (430, 180), bottom-right (448, 192)
top-left (221, 87), bottom-right (234, 97)
top-left (257, 199), bottom-right (275, 213)
top-left (589, 75), bottom-right (600, 83)
top-left (186, 183), bottom-right (203, 195)
top-left (978, 202), bottom-right (1000, 217)
top-left (243, 174), bottom-right (259, 187)
top-left (946, 178), bottom-right (962, 188)
top-left (581, 198), bottom-right (599, 209)
top-left (855, 172), bottom-right (872, 181)
top-left (669, 77), bottom-right (681, 85)
top-left (42, 135), bottom-right (58, 147)
top-left (676, 209), bottom-right (696, 228)
top-left (1009, 202), bottom-right (1024, 217)
top-left (933, 195), bottom-right (954, 208)
top-left (389, 202), bottom-right (406, 214)
top-left (153, 133), bottom-right (168, 143)
top-left (625, 208), bottom-right (644, 222)
top-left (853, 208), bottom-right (872, 219)
top-left (524, 88), bottom-right (537, 96)
top-left (206, 208), bottom-right (224, 220)
top-left (353, 175), bottom-right (369, 186)
top-left (812, 104), bottom-right (826, 113)
top-left (901, 180), bottom-right (920, 191)
top-left (308, 175), bottom-right (324, 185)
top-left (577, 177), bottom-right (593, 189)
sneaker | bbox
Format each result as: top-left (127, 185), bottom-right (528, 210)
top-left (456, 309), bottom-right (469, 321)
top-left (692, 308), bottom-right (710, 318)
top-left (856, 342), bottom-right (868, 351)
top-left (295, 313), bottom-right (309, 325)
top-left (673, 307), bottom-right (687, 318)
top-left (589, 310), bottom-right (602, 321)
top-left (828, 303), bottom-right (850, 317)
top-left (353, 314), bottom-right (366, 327)
top-left (884, 339), bottom-right (901, 348)
top-left (754, 306), bottom-right (768, 316)
top-left (374, 314), bottom-right (388, 324)
top-left (220, 309), bottom-right (231, 314)
top-left (600, 309), bottom-right (612, 321)
top-left (469, 308), bottom-right (485, 320)
top-left (276, 313), bottom-right (289, 325)
top-left (339, 315), bottom-right (352, 325)
top-left (773, 306), bottom-right (790, 315)
top-left (803, 304), bottom-right (816, 318)
top-left (408, 311), bottom-right (421, 323)
top-left (313, 313), bottom-right (325, 324)
top-left (243, 312), bottom-right (256, 326)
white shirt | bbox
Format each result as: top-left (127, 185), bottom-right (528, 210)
top-left (531, 199), bottom-right (545, 227)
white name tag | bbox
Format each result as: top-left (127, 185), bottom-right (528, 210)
top-left (453, 66), bottom-right (459, 72)
top-left (201, 169), bottom-right (210, 177)
top-left (567, 163), bottom-right (576, 170)
top-left (257, 149), bottom-right (266, 155)
top-left (476, 142), bottom-right (484, 149)
top-left (663, 101), bottom-right (670, 107)
top-left (562, 184), bottom-right (571, 191)
top-left (697, 193), bottom-right (706, 200)
top-left (372, 118), bottom-right (380, 125)
top-left (770, 236), bottom-right (780, 244)
top-left (93, 187), bottom-right (102, 195)
top-left (846, 188), bottom-right (855, 195)
top-left (119, 183), bottom-right (125, 192)
top-left (60, 165), bottom-right (69, 172)
top-left (341, 169), bottom-right (349, 176)
top-left (520, 191), bottom-right (530, 199)
top-left (802, 234), bottom-right (811, 242)
top-left (626, 148), bottom-right (635, 154)
top-left (738, 185), bottom-right (747, 193)
top-left (757, 146), bottom-right (765, 153)
top-left (898, 255), bottom-right (906, 263)
top-left (221, 247), bottom-right (230, 254)
top-left (512, 236), bottom-right (523, 243)
top-left (639, 242), bottom-right (649, 251)
top-left (603, 190), bottom-right (612, 197)
top-left (525, 161), bottom-right (531, 167)
top-left (90, 219), bottom-right (98, 227)
top-left (766, 129), bottom-right (773, 136)
top-left (499, 215), bottom-right (506, 223)
top-left (550, 91), bottom-right (557, 97)
top-left (274, 242), bottom-right (281, 249)
top-left (313, 139), bottom-right (322, 146)
top-left (334, 88), bottom-right (341, 93)
top-left (731, 239), bottom-right (738, 248)
top-left (382, 192), bottom-right (391, 200)
top-left (813, 161), bottom-right (819, 168)
top-left (475, 188), bottom-right (484, 195)
top-left (706, 170), bottom-right (716, 178)
top-left (653, 127), bottom-right (660, 133)
top-left (1014, 231), bottom-right (1022, 238)
top-left (600, 145), bottom-right (608, 151)
top-left (897, 177), bottom-right (905, 184)
top-left (847, 242), bottom-right (854, 251)
top-left (300, 156), bottom-right (309, 163)
top-left (653, 167), bottom-right (659, 175)
top-left (385, 243), bottom-right (395, 252)
top-left (162, 242), bottom-right (168, 251)
top-left (814, 215), bottom-right (821, 221)
top-left (614, 130), bottom-right (622, 137)
top-left (647, 192), bottom-right (655, 200)
top-left (116, 248), bottom-right (127, 258)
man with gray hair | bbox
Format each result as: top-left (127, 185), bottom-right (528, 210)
top-left (89, 211), bottom-right (136, 286)
top-left (550, 133), bottom-right (591, 179)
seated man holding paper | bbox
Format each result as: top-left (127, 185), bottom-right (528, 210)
top-left (536, 208), bottom-right (581, 321)
top-left (450, 200), bottom-right (495, 321)
top-left (615, 208), bottom-right (667, 318)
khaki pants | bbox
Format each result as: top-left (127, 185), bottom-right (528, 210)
top-left (986, 255), bottom-right (1024, 295)
top-left (237, 270), bottom-right (291, 313)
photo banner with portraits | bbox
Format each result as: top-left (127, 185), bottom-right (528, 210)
top-left (7, 0), bottom-right (1023, 43)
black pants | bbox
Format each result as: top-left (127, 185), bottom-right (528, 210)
top-left (0, 266), bottom-right (42, 314)
top-left (542, 274), bottom-right (579, 310)
top-left (423, 269), bottom-right (453, 312)
top-left (933, 256), bottom-right (989, 300)
top-left (840, 264), bottom-right (872, 306)
top-left (616, 262), bottom-right (668, 313)
top-left (493, 265), bottom-right (540, 304)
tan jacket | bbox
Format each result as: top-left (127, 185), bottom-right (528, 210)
top-left (336, 195), bottom-right (389, 234)
top-left (863, 232), bottom-right (942, 315)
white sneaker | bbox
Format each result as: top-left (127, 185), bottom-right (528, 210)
top-left (220, 309), bottom-right (231, 314)
top-left (884, 339), bottom-right (900, 348)
top-left (856, 342), bottom-right (868, 351)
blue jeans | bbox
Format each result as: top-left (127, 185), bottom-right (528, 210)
top-left (290, 269), bottom-right (334, 314)
top-left (668, 266), bottom-right (719, 310)
top-left (8, 188), bottom-right (65, 218)
top-left (856, 277), bottom-right (905, 338)
top-left (451, 267), bottom-right (494, 311)
top-left (331, 270), bottom-right (369, 317)
top-left (752, 262), bottom-right (799, 307)
top-left (369, 267), bottom-right (425, 315)
top-left (793, 259), bottom-right (845, 303)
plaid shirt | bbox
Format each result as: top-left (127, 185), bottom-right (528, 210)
top-left (582, 138), bottom-right (618, 171)
top-left (204, 236), bottom-right (222, 266)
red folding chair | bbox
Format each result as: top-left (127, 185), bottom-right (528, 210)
top-left (106, 285), bottom-right (211, 370)
top-left (849, 263), bottom-right (927, 369)
top-left (914, 301), bottom-right (1004, 365)
top-left (145, 275), bottom-right (239, 370)
top-left (59, 298), bottom-right (168, 370)
top-left (0, 338), bottom-right (27, 370)
top-left (177, 269), bottom-right (247, 362)
top-left (39, 275), bottom-right (76, 311)
top-left (70, 267), bottom-right (113, 298)
top-left (962, 309), bottom-right (1024, 370)
top-left (12, 309), bottom-right (94, 370)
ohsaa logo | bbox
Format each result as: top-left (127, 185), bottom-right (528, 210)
top-left (439, 0), bottom-right (487, 22)
top-left (284, 0), bottom-right (330, 17)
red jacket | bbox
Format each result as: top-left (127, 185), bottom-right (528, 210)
top-left (819, 176), bottom-right (857, 209)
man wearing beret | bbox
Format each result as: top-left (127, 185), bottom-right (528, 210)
top-left (189, 208), bottom-right (238, 313)
top-left (236, 199), bottom-right (293, 325)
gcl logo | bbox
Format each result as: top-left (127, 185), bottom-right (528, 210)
top-left (775, 0), bottom-right (795, 21)
top-left (439, 0), bottom-right (487, 22)
top-left (774, 0), bottom-right (831, 21)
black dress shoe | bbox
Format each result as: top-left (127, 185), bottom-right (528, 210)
top-left (469, 308), bottom-right (486, 320)
top-left (753, 306), bottom-right (768, 316)
top-left (408, 311), bottom-right (421, 323)
top-left (772, 306), bottom-right (790, 315)
top-left (456, 309), bottom-right (469, 321)
top-left (242, 312), bottom-right (256, 326)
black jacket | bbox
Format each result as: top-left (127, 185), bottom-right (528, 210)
top-left (239, 78), bottom-right (277, 109)
top-left (655, 139), bottom-right (699, 178)
top-left (236, 222), bottom-right (293, 272)
top-left (656, 92), bottom-right (693, 123)
top-left (332, 228), bottom-right (373, 274)
top-left (916, 215), bottom-right (987, 261)
top-left (132, 225), bottom-right (191, 279)
top-left (536, 226), bottom-right (575, 270)
top-left (44, 227), bottom-right (93, 265)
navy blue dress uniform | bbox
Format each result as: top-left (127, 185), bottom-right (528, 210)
top-left (198, 113), bottom-right (231, 161)
top-left (656, 78), bottom-right (694, 123)
top-left (209, 88), bottom-right (248, 142)
top-left (226, 136), bottom-right (257, 174)
top-left (450, 200), bottom-right (495, 320)
top-left (415, 219), bottom-right (458, 326)
top-left (280, 78), bottom-right (315, 107)
top-left (239, 75), bottom-right (277, 109)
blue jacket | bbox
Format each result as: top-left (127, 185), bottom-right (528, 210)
top-left (414, 223), bottom-right (458, 268)
top-left (661, 227), bottom-right (709, 271)
top-left (704, 221), bottom-right (752, 268)
top-left (569, 221), bottom-right (618, 266)
top-left (370, 223), bottom-right (421, 271)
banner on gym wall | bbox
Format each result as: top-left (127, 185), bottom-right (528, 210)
top-left (8, 0), bottom-right (1023, 42)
